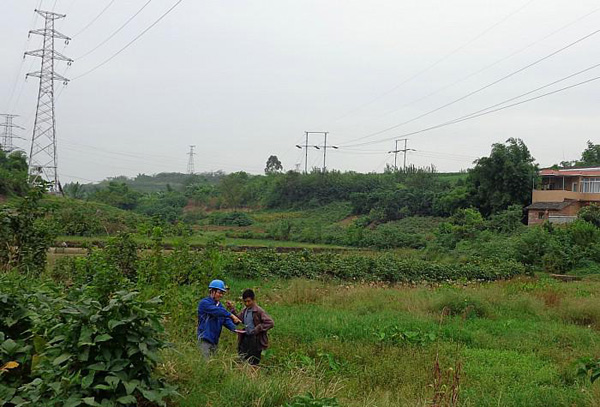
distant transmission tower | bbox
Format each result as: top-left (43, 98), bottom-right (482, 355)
top-left (187, 145), bottom-right (196, 174)
top-left (0, 114), bottom-right (24, 153)
top-left (25, 9), bottom-right (72, 191)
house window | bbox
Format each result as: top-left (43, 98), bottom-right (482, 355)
top-left (572, 182), bottom-right (578, 192)
top-left (538, 212), bottom-right (545, 219)
top-left (582, 177), bottom-right (600, 193)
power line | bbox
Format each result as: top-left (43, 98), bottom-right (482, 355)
top-left (71, 0), bottom-right (117, 38)
top-left (344, 73), bottom-right (600, 148)
top-left (5, 3), bottom-right (45, 112)
top-left (71, 0), bottom-right (184, 81)
top-left (377, 5), bottom-right (600, 120)
top-left (338, 26), bottom-right (600, 147)
top-left (321, 0), bottom-right (536, 126)
top-left (74, 0), bottom-right (153, 60)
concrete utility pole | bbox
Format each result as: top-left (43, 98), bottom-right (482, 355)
top-left (187, 145), bottom-right (196, 174)
top-left (25, 9), bottom-right (72, 192)
top-left (388, 138), bottom-right (415, 171)
top-left (295, 131), bottom-right (323, 174)
top-left (0, 114), bottom-right (25, 153)
top-left (319, 132), bottom-right (338, 173)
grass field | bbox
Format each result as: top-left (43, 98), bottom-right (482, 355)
top-left (142, 274), bottom-right (600, 407)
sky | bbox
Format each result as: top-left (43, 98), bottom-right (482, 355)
top-left (1, 0), bottom-right (600, 184)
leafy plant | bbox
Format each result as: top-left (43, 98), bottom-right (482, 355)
top-left (0, 184), bottom-right (55, 275)
top-left (576, 357), bottom-right (600, 383)
top-left (0, 273), bottom-right (176, 407)
top-left (284, 393), bottom-right (339, 407)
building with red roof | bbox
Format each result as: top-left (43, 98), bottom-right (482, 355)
top-left (527, 167), bottom-right (600, 225)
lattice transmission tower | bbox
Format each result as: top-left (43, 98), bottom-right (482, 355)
top-left (25, 9), bottom-right (72, 191)
top-left (0, 114), bottom-right (24, 153)
top-left (187, 145), bottom-right (196, 175)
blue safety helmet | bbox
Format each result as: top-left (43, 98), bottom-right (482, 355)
top-left (208, 279), bottom-right (227, 292)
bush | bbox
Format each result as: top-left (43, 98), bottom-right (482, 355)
top-left (224, 249), bottom-right (524, 283)
top-left (0, 186), bottom-right (55, 275)
top-left (431, 290), bottom-right (491, 319)
top-left (209, 211), bottom-right (253, 226)
top-left (0, 274), bottom-right (175, 407)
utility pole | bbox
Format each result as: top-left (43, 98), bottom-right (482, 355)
top-left (388, 138), bottom-right (415, 171)
top-left (295, 131), bottom-right (323, 174)
top-left (187, 145), bottom-right (196, 175)
top-left (319, 132), bottom-right (338, 173)
top-left (0, 114), bottom-right (25, 153)
top-left (25, 9), bottom-right (72, 192)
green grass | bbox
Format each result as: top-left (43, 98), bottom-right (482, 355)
top-left (141, 275), bottom-right (600, 406)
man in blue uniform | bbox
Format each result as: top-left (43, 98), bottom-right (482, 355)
top-left (197, 279), bottom-right (242, 359)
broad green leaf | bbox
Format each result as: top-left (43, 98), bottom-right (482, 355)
top-left (32, 335), bottom-right (47, 353)
top-left (116, 395), bottom-right (136, 405)
top-left (139, 342), bottom-right (148, 354)
top-left (79, 346), bottom-right (90, 362)
top-left (108, 320), bottom-right (126, 330)
top-left (63, 396), bottom-right (83, 407)
top-left (82, 397), bottom-right (100, 406)
top-left (52, 353), bottom-right (72, 366)
top-left (94, 334), bottom-right (113, 343)
top-left (87, 362), bottom-right (106, 371)
top-left (78, 327), bottom-right (93, 346)
top-left (106, 375), bottom-right (120, 389)
top-left (140, 388), bottom-right (159, 402)
top-left (82, 371), bottom-right (95, 389)
top-left (123, 380), bottom-right (138, 395)
top-left (1, 339), bottom-right (18, 354)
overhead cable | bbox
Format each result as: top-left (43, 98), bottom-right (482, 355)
top-left (338, 27), bottom-right (600, 146)
top-left (71, 0), bottom-right (184, 80)
top-left (343, 73), bottom-right (600, 148)
top-left (322, 0), bottom-right (536, 125)
top-left (72, 0), bottom-right (117, 38)
top-left (75, 0), bottom-right (153, 60)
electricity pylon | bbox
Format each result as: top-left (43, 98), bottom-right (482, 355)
top-left (0, 114), bottom-right (25, 153)
top-left (187, 145), bottom-right (196, 174)
top-left (25, 9), bottom-right (72, 191)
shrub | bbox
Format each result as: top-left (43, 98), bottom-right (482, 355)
top-left (224, 249), bottom-right (524, 283)
top-left (431, 290), bottom-right (491, 319)
top-left (0, 186), bottom-right (55, 275)
top-left (209, 211), bottom-right (253, 226)
top-left (0, 274), bottom-right (175, 407)
top-left (284, 393), bottom-right (339, 407)
top-left (578, 204), bottom-right (600, 228)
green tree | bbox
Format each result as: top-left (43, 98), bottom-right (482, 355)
top-left (88, 181), bottom-right (140, 210)
top-left (0, 150), bottom-right (28, 196)
top-left (0, 184), bottom-right (55, 274)
top-left (219, 172), bottom-right (249, 209)
top-left (579, 204), bottom-right (600, 227)
top-left (580, 140), bottom-right (600, 166)
top-left (63, 182), bottom-right (86, 199)
top-left (468, 138), bottom-right (537, 216)
top-left (265, 155), bottom-right (283, 174)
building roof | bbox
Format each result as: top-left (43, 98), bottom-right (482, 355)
top-left (526, 201), bottom-right (576, 211)
top-left (540, 167), bottom-right (600, 177)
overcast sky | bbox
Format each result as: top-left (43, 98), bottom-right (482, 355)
top-left (2, 0), bottom-right (600, 183)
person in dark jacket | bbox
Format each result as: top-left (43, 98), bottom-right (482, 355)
top-left (227, 289), bottom-right (274, 365)
top-left (197, 279), bottom-right (242, 359)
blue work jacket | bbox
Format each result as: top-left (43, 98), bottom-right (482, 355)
top-left (197, 296), bottom-right (236, 345)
